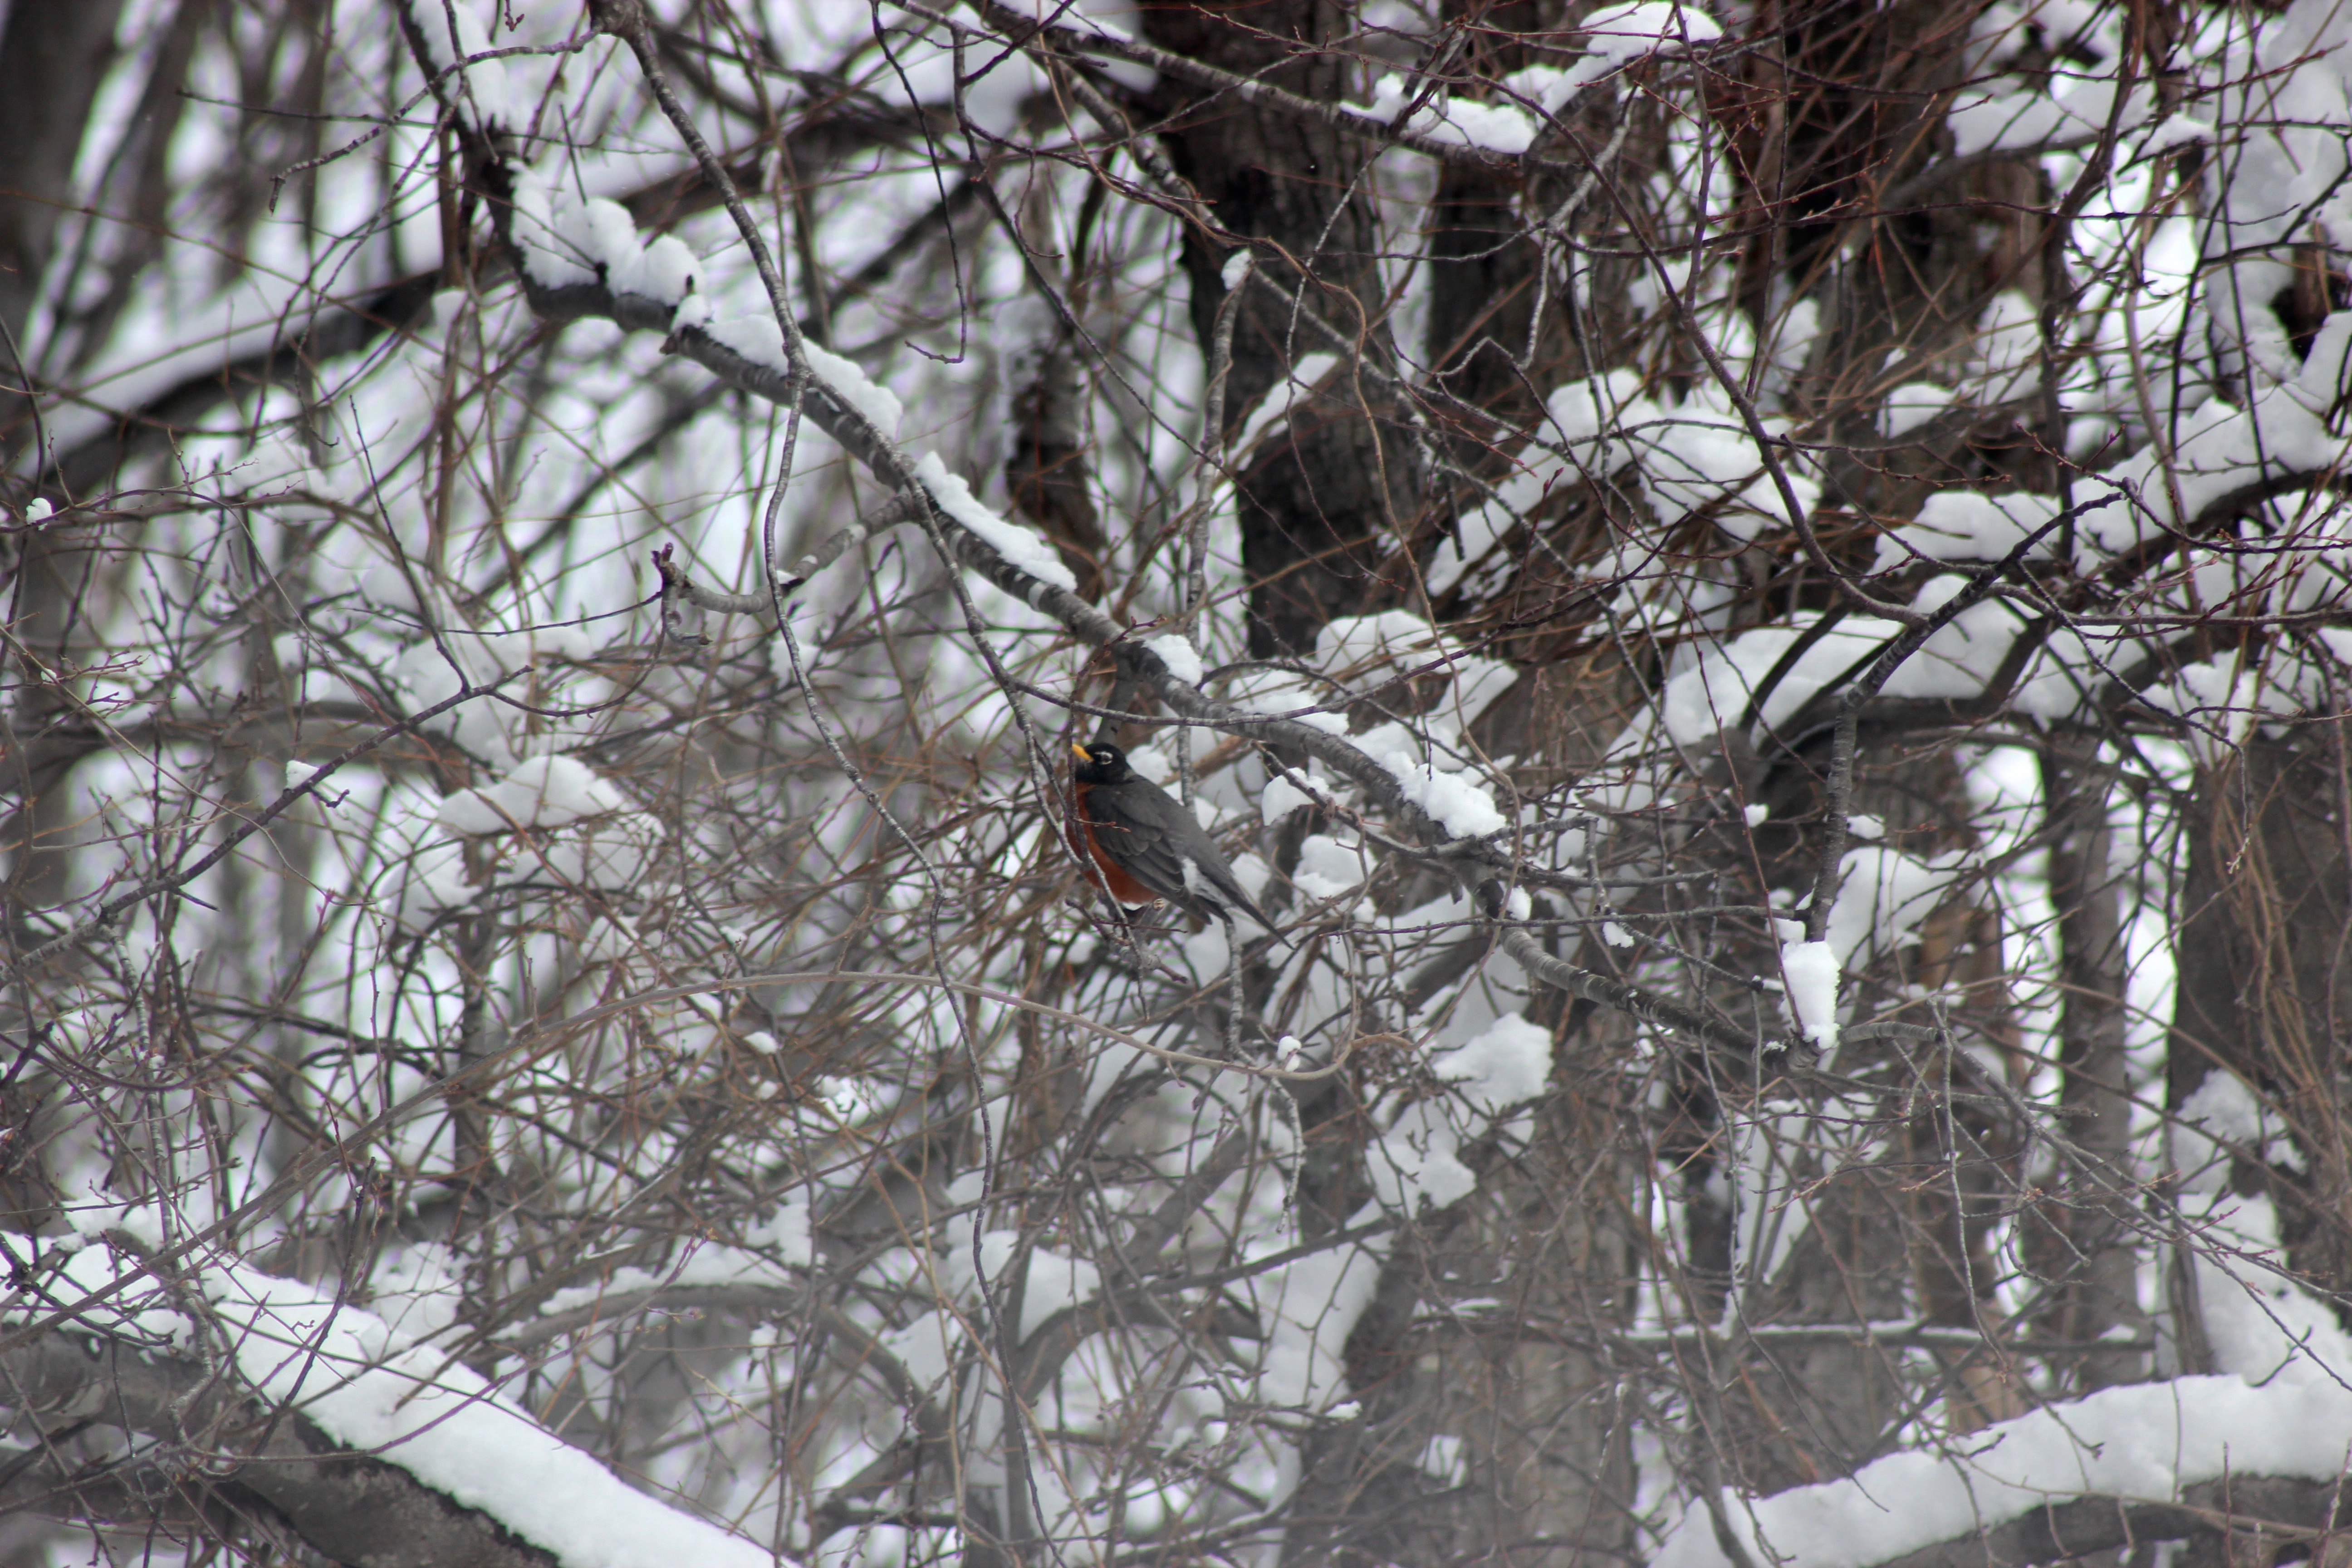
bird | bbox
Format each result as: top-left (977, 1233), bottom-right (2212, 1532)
top-left (1067, 740), bottom-right (1282, 939)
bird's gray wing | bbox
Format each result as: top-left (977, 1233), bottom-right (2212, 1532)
top-left (1090, 784), bottom-right (1273, 929)
top-left (1083, 785), bottom-right (1209, 913)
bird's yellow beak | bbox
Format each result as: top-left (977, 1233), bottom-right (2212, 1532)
top-left (1070, 740), bottom-right (1091, 762)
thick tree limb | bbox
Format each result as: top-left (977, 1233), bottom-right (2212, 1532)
top-left (0, 1329), bottom-right (560, 1568)
top-left (1867, 1475), bottom-right (2346, 1568)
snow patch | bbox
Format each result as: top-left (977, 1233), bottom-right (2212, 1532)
top-left (1147, 634), bottom-right (1206, 685)
top-left (1778, 939), bottom-right (1839, 1049)
top-left (913, 452), bottom-right (1079, 593)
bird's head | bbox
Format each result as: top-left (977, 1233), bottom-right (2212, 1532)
top-left (1071, 740), bottom-right (1132, 785)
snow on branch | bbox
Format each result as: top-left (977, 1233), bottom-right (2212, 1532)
top-left (1655, 1376), bottom-right (2352, 1568)
top-left (4, 1236), bottom-right (784, 1568)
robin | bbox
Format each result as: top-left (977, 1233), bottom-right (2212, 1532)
top-left (1068, 740), bottom-right (1282, 939)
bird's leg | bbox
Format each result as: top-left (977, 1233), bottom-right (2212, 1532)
top-left (1072, 897), bottom-right (1149, 975)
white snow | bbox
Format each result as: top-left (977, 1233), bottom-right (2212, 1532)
top-left (1822, 846), bottom-right (1966, 972)
top-left (438, 754), bottom-right (627, 835)
top-left (1231, 669), bottom-right (1348, 735)
top-left (427, 755), bottom-right (657, 891)
top-left (1396, 758), bottom-right (1507, 838)
top-left (1252, 1221), bottom-right (1387, 1410)
top-left (1364, 74), bottom-right (1539, 153)
top-left (1146, 634), bottom-right (1206, 685)
top-left (1877, 381), bottom-right (1955, 439)
top-left (12, 1239), bottom-right (784, 1568)
top-left (1721, 1099), bottom-right (1877, 1303)
top-left (1234, 352), bottom-right (1340, 456)
top-left (1872, 489), bottom-right (2065, 570)
top-left (1506, 3), bottom-right (1723, 101)
top-left (803, 340), bottom-right (905, 436)
top-left (1348, 720), bottom-right (1505, 839)
top-left (1294, 833), bottom-right (1367, 900)
top-left (942, 1231), bottom-right (1102, 1340)
top-left (708, 310), bottom-right (920, 446)
top-left (537, 1208), bottom-right (812, 1318)
top-left (1947, 72), bottom-right (2164, 158)
top-left (701, 313), bottom-right (794, 376)
top-left (1370, 1016), bottom-right (1552, 1216)
top-left (912, 451), bottom-right (1080, 592)
top-left (1442, 371), bottom-right (1816, 584)
top-left (509, 170), bottom-right (706, 313)
top-left (1418, 1435), bottom-right (1467, 1485)
top-left (1261, 770), bottom-right (1316, 821)
top-left (423, 1), bottom-right (512, 127)
top-left (1778, 938), bottom-right (1839, 1049)
top-left (1430, 1014), bottom-right (1553, 1112)
top-left (602, 232), bottom-right (697, 305)
top-left (1654, 1375), bottom-right (2352, 1568)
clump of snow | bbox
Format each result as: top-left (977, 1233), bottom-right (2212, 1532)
top-left (510, 170), bottom-right (703, 312)
top-left (1721, 1100), bottom-right (1875, 1304)
top-left (1430, 1014), bottom-right (1553, 1113)
top-left (4, 1254), bottom-right (784, 1568)
top-left (512, 172), bottom-right (596, 290)
top-left (701, 313), bottom-right (793, 376)
top-left (1220, 249), bottom-right (1254, 289)
top-left (608, 235), bottom-right (698, 306)
top-left (2138, 650), bottom-right (2328, 766)
top-left (1294, 834), bottom-right (1366, 900)
top-left (1418, 1434), bottom-right (1467, 1485)
top-left (24, 497), bottom-right (53, 524)
top-left (1872, 577), bottom-right (2031, 702)
top-left (1146, 634), bottom-right (1206, 685)
top-left (1354, 726), bottom-right (1504, 839)
top-left (1653, 1377), bottom-right (2352, 1568)
top-left (803, 341), bottom-right (904, 436)
top-left (1877, 381), bottom-right (1955, 439)
top-left (1251, 1223), bottom-right (1387, 1409)
top-left (1392, 752), bottom-right (1505, 841)
top-left (1261, 770), bottom-right (1317, 821)
top-left (1370, 1016), bottom-right (1551, 1215)
top-left (1656, 618), bottom-right (1886, 746)
top-left (1640, 381), bottom-right (1814, 542)
top-left (1946, 69), bottom-right (2198, 161)
top-left (2174, 1072), bottom-right (2302, 1194)
top-left (380, 837), bottom-right (470, 931)
top-left (1821, 846), bottom-right (1966, 971)
top-left (429, 755), bottom-right (658, 892)
top-left (705, 314), bottom-right (920, 443)
top-left (1364, 74), bottom-right (1539, 153)
top-left (1506, 3), bottom-right (1722, 103)
top-left (1431, 372), bottom-right (1635, 596)
top-left (1441, 370), bottom-right (1815, 588)
top-left (438, 754), bottom-right (627, 835)
top-left (2187, 1188), bottom-right (2352, 1386)
top-left (912, 452), bottom-right (1079, 592)
top-left (1873, 488), bottom-right (2064, 570)
top-left (537, 1216), bottom-right (811, 1321)
top-left (1778, 939), bottom-right (1839, 1049)
top-left (1229, 667), bottom-right (1348, 734)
